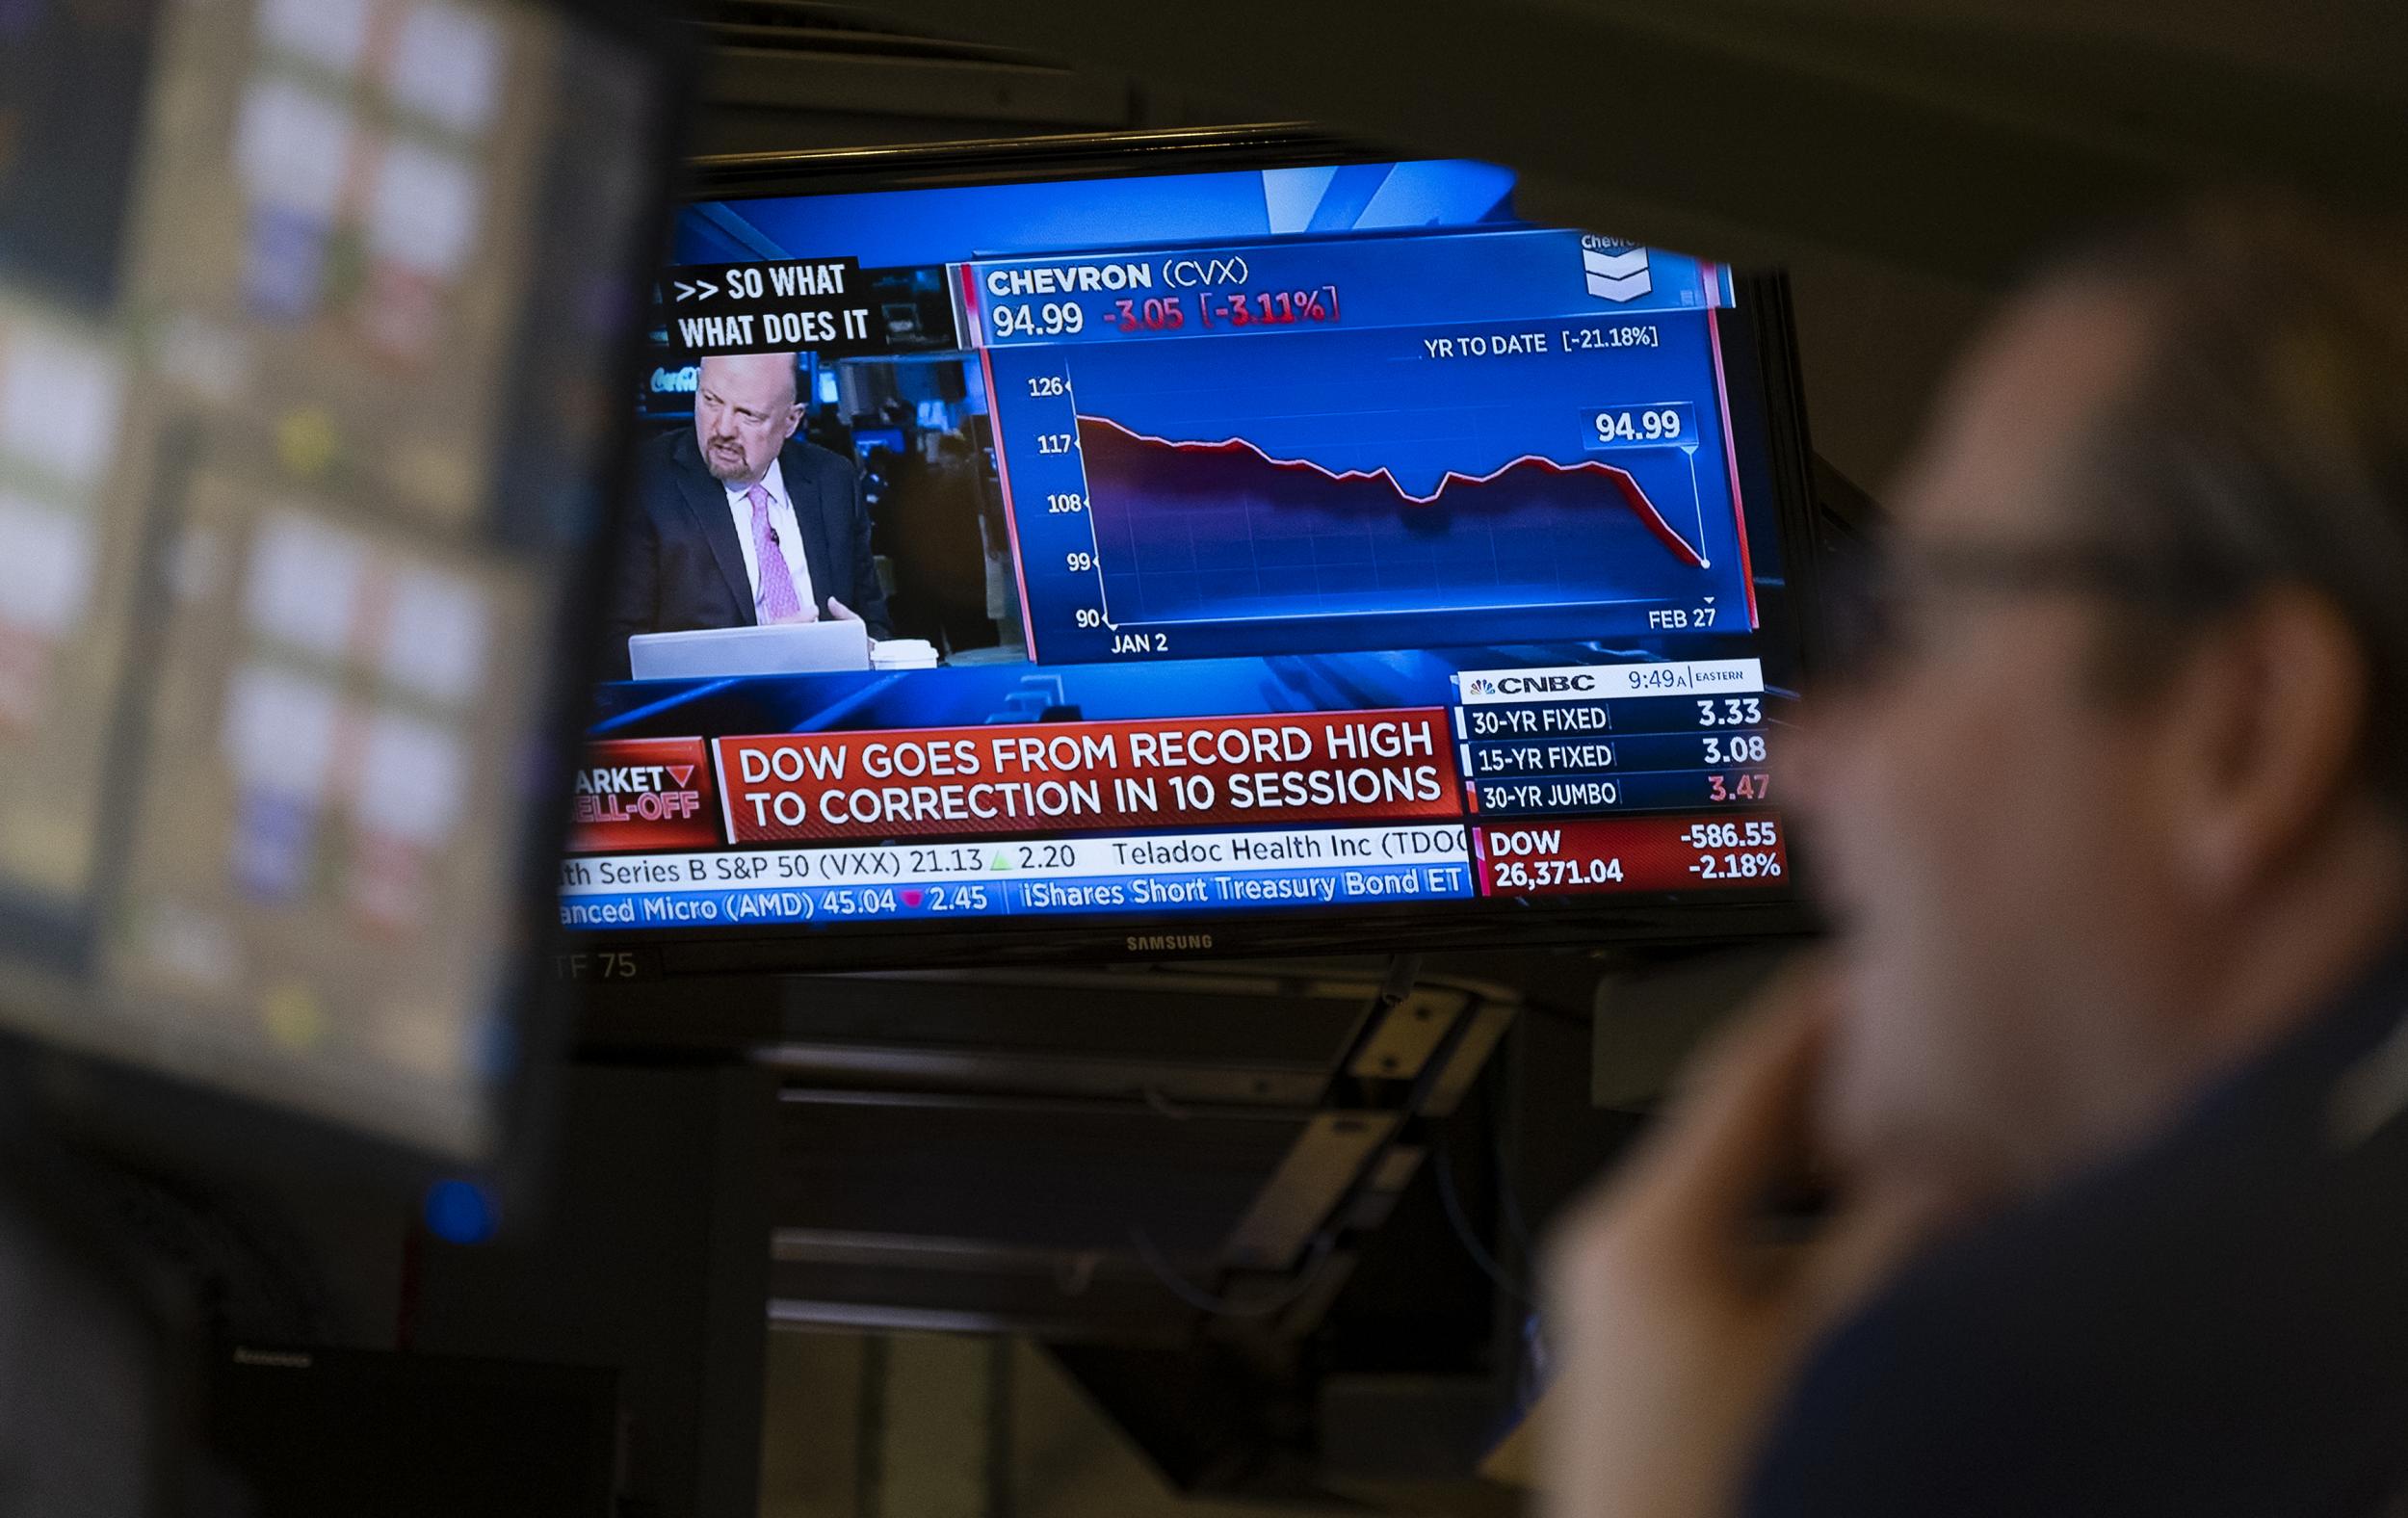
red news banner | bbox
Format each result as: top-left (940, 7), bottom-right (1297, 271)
top-left (571, 735), bottom-right (721, 852)
top-left (569, 709), bottom-right (1461, 852)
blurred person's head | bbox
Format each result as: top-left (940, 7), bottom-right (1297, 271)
top-left (1800, 202), bottom-right (2408, 1194)
top-left (694, 352), bottom-right (802, 485)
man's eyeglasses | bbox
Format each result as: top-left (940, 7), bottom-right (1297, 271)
top-left (1818, 535), bottom-right (2251, 679)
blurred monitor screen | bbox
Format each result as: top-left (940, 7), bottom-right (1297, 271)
top-left (850, 426), bottom-right (906, 463)
top-left (0, 0), bottom-right (674, 1159)
top-left (569, 141), bottom-right (1821, 969)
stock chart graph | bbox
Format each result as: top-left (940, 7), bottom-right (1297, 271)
top-left (1076, 408), bottom-right (1711, 624)
top-left (990, 317), bottom-right (1753, 662)
top-left (971, 229), bottom-right (1761, 664)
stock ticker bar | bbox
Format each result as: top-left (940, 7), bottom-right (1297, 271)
top-left (560, 660), bottom-right (1782, 930)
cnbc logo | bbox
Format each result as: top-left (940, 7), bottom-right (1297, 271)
top-left (1581, 235), bottom-right (1651, 302)
top-left (1460, 665), bottom-right (1617, 706)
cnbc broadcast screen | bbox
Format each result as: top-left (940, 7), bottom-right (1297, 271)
top-left (567, 134), bottom-right (1822, 967)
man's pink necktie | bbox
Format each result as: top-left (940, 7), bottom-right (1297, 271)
top-left (746, 482), bottom-right (811, 624)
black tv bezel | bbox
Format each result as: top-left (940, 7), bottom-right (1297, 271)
top-left (0, 0), bottom-right (697, 1192)
top-left (584, 126), bottom-right (1828, 978)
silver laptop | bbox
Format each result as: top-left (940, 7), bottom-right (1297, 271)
top-left (627, 620), bottom-right (872, 680)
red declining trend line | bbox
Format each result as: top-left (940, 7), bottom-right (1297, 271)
top-left (1076, 413), bottom-right (1706, 568)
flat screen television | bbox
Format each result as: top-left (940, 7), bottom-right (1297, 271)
top-left (569, 129), bottom-right (1823, 973)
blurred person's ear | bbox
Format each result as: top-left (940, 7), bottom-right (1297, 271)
top-left (2158, 589), bottom-right (2369, 900)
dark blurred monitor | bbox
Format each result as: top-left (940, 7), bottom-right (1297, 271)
top-left (207, 1347), bottom-right (621, 1517)
top-left (851, 425), bottom-right (907, 463)
top-left (0, 0), bottom-right (681, 1163)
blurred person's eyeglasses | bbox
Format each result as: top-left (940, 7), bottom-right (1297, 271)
top-left (1819, 533), bottom-right (2255, 683)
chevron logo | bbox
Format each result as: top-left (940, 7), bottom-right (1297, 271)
top-left (1582, 242), bottom-right (1651, 302)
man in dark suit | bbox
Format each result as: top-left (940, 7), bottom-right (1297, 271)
top-left (604, 350), bottom-right (891, 677)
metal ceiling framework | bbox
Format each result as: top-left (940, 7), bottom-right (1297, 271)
top-left (851, 0), bottom-right (2408, 283)
top-left (688, 0), bottom-right (1236, 139)
top-left (587, 961), bottom-right (1518, 1347)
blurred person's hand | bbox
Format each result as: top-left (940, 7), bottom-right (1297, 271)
top-left (826, 598), bottom-right (862, 622)
top-left (1538, 970), bottom-right (1975, 1518)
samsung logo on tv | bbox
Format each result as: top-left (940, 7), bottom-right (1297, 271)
top-left (1127, 932), bottom-right (1214, 954)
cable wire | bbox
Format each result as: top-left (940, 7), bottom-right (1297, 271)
top-left (1492, 1135), bottom-right (1537, 1258)
top-left (1432, 1136), bottom-right (1535, 1306)
top-left (1128, 1225), bottom-right (1340, 1319)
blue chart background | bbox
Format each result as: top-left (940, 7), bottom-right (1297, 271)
top-left (1084, 322), bottom-right (1738, 624)
top-left (975, 231), bottom-right (1756, 664)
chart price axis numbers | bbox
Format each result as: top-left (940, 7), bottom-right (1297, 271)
top-left (983, 350), bottom-right (1120, 656)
